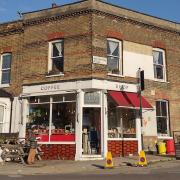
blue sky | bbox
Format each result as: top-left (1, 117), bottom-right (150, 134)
top-left (0, 0), bottom-right (179, 24)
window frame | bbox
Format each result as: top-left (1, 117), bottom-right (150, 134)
top-left (48, 39), bottom-right (64, 75)
top-left (0, 104), bottom-right (5, 133)
top-left (156, 100), bottom-right (170, 136)
top-left (0, 53), bottom-right (12, 85)
top-left (153, 48), bottom-right (166, 82)
top-left (107, 38), bottom-right (123, 75)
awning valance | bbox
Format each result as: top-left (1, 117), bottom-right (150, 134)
top-left (108, 91), bottom-right (153, 109)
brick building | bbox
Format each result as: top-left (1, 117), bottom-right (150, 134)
top-left (0, 0), bottom-right (180, 160)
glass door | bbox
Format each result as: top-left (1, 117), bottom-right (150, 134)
top-left (82, 107), bottom-right (101, 155)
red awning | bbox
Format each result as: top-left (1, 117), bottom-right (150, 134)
top-left (108, 91), bottom-right (153, 109)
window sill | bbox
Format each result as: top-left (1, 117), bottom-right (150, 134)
top-left (108, 73), bottom-right (124, 78)
top-left (154, 79), bottom-right (169, 83)
top-left (46, 73), bottom-right (64, 78)
top-left (0, 84), bottom-right (10, 88)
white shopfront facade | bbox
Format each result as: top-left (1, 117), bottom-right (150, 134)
top-left (20, 78), bottom-right (153, 160)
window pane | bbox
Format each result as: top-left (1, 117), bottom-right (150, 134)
top-left (27, 104), bottom-right (50, 142)
top-left (153, 51), bottom-right (163, 65)
top-left (156, 65), bottom-right (163, 79)
top-left (122, 109), bottom-right (136, 138)
top-left (51, 102), bottom-right (75, 142)
top-left (107, 56), bottom-right (119, 72)
top-left (158, 51), bottom-right (163, 65)
top-left (52, 42), bottom-right (63, 57)
top-left (1, 70), bottom-right (10, 84)
top-left (157, 117), bottom-right (167, 134)
top-left (0, 105), bottom-right (4, 123)
top-left (52, 57), bottom-right (64, 72)
top-left (84, 92), bottom-right (100, 105)
top-left (2, 54), bottom-right (11, 69)
top-left (64, 94), bottom-right (76, 101)
top-left (161, 101), bottom-right (167, 116)
top-left (53, 94), bottom-right (64, 102)
top-left (39, 96), bottom-right (50, 103)
top-left (156, 101), bottom-right (161, 116)
top-left (107, 41), bottom-right (119, 56)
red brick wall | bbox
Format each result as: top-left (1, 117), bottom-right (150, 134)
top-left (108, 140), bottom-right (138, 157)
top-left (40, 144), bottom-right (76, 160)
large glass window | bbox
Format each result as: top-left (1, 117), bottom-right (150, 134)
top-left (156, 100), bottom-right (169, 136)
top-left (108, 98), bottom-right (136, 138)
top-left (27, 94), bottom-right (76, 142)
top-left (153, 48), bottom-right (166, 81)
top-left (0, 53), bottom-right (12, 84)
top-left (49, 40), bottom-right (64, 74)
top-left (107, 38), bottom-right (122, 75)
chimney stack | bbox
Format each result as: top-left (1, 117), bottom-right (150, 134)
top-left (52, 3), bottom-right (58, 8)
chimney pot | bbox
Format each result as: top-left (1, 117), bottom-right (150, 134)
top-left (52, 3), bottom-right (57, 8)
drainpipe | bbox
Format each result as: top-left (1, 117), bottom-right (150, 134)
top-left (9, 97), bottom-right (14, 133)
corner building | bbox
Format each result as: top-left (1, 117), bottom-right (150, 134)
top-left (0, 0), bottom-right (180, 160)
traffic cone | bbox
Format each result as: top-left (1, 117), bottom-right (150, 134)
top-left (105, 151), bottom-right (114, 168)
top-left (137, 150), bottom-right (148, 166)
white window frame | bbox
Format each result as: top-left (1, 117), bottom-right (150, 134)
top-left (156, 100), bottom-right (170, 137)
top-left (153, 48), bottom-right (166, 82)
top-left (0, 104), bottom-right (5, 133)
top-left (48, 39), bottom-right (64, 74)
top-left (0, 53), bottom-right (12, 86)
top-left (107, 38), bottom-right (122, 75)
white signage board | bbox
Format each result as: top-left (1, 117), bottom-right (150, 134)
top-left (93, 56), bottom-right (107, 65)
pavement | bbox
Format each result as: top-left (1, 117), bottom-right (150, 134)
top-left (0, 154), bottom-right (176, 175)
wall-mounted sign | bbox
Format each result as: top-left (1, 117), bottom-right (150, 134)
top-left (93, 56), bottom-right (107, 65)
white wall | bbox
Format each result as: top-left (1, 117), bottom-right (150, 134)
top-left (11, 97), bottom-right (22, 133)
top-left (123, 51), bottom-right (154, 80)
top-left (142, 108), bottom-right (157, 136)
top-left (0, 97), bottom-right (11, 133)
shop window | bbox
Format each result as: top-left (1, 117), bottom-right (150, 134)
top-left (156, 100), bottom-right (169, 136)
top-left (0, 105), bottom-right (4, 133)
top-left (48, 40), bottom-right (64, 74)
top-left (107, 38), bottom-right (122, 75)
top-left (108, 97), bottom-right (136, 138)
top-left (153, 48), bottom-right (166, 81)
top-left (27, 94), bottom-right (76, 143)
top-left (0, 53), bottom-right (12, 85)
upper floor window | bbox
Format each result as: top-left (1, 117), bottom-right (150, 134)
top-left (0, 53), bottom-right (12, 85)
top-left (48, 40), bottom-right (64, 74)
top-left (153, 48), bottom-right (166, 81)
top-left (156, 100), bottom-right (169, 136)
top-left (107, 38), bottom-right (122, 75)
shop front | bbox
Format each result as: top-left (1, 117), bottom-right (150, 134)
top-left (20, 79), bottom-right (153, 160)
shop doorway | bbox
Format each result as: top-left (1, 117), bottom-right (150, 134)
top-left (82, 107), bottom-right (101, 155)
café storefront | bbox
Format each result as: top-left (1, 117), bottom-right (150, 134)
top-left (20, 79), bottom-right (153, 160)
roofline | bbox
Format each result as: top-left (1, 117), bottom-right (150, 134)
top-left (98, 0), bottom-right (179, 25)
top-left (22, 0), bottom-right (87, 15)
top-left (21, 0), bottom-right (179, 25)
top-left (0, 19), bottom-right (22, 26)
